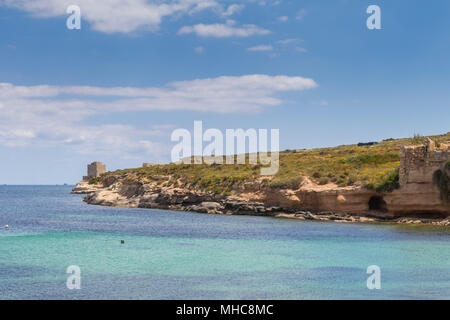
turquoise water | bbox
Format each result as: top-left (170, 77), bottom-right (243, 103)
top-left (0, 186), bottom-right (449, 299)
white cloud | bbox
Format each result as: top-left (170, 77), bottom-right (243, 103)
top-left (277, 38), bottom-right (302, 45)
top-left (249, 0), bottom-right (280, 6)
top-left (248, 39), bottom-right (305, 54)
top-left (273, 38), bottom-right (307, 53)
top-left (0, 75), bottom-right (317, 153)
top-left (12, 130), bottom-right (36, 139)
top-left (1, 0), bottom-right (225, 34)
top-left (296, 8), bottom-right (307, 20)
top-left (1, 0), bottom-right (251, 34)
top-left (188, 0), bottom-right (220, 15)
top-left (277, 16), bottom-right (288, 22)
top-left (178, 19), bottom-right (270, 38)
top-left (247, 45), bottom-right (273, 52)
top-left (222, 4), bottom-right (244, 17)
top-left (195, 46), bottom-right (205, 53)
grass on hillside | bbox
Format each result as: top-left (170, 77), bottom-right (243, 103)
top-left (99, 132), bottom-right (450, 194)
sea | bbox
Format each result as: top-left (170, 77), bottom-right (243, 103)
top-left (0, 185), bottom-right (449, 300)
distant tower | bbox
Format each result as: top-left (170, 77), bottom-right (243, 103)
top-left (83, 162), bottom-right (106, 181)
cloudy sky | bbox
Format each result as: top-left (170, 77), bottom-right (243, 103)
top-left (1, 0), bottom-right (450, 184)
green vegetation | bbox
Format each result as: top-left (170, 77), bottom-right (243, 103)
top-left (412, 133), bottom-right (424, 144)
top-left (106, 162), bottom-right (259, 194)
top-left (102, 132), bottom-right (450, 194)
top-left (369, 169), bottom-right (400, 193)
top-left (88, 177), bottom-right (100, 185)
top-left (268, 176), bottom-right (303, 189)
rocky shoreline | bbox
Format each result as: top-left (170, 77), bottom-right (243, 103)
top-left (72, 180), bottom-right (450, 227)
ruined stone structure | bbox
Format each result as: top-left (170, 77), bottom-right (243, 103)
top-left (384, 138), bottom-right (450, 216)
top-left (399, 138), bottom-right (450, 187)
top-left (83, 162), bottom-right (106, 180)
top-left (142, 163), bottom-right (159, 168)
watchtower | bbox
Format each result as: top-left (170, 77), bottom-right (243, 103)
top-left (83, 162), bottom-right (106, 180)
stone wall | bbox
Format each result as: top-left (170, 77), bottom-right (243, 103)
top-left (385, 138), bottom-right (450, 216)
top-left (399, 138), bottom-right (449, 186)
top-left (143, 163), bottom-right (159, 168)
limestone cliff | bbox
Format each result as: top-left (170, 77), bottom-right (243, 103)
top-left (71, 180), bottom-right (104, 194)
top-left (73, 139), bottom-right (450, 225)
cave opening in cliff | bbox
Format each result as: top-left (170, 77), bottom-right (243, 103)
top-left (369, 196), bottom-right (388, 212)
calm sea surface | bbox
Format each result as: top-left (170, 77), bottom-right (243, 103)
top-left (0, 185), bottom-right (449, 300)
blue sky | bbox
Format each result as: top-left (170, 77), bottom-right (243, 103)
top-left (0, 0), bottom-right (449, 184)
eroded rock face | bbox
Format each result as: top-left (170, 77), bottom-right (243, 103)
top-left (73, 140), bottom-right (450, 223)
top-left (384, 184), bottom-right (448, 217)
top-left (75, 173), bottom-right (450, 225)
top-left (71, 181), bottom-right (104, 194)
top-left (248, 179), bottom-right (378, 215)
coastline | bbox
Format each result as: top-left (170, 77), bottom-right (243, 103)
top-left (72, 181), bottom-right (450, 227)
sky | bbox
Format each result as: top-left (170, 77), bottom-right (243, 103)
top-left (0, 0), bottom-right (449, 184)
